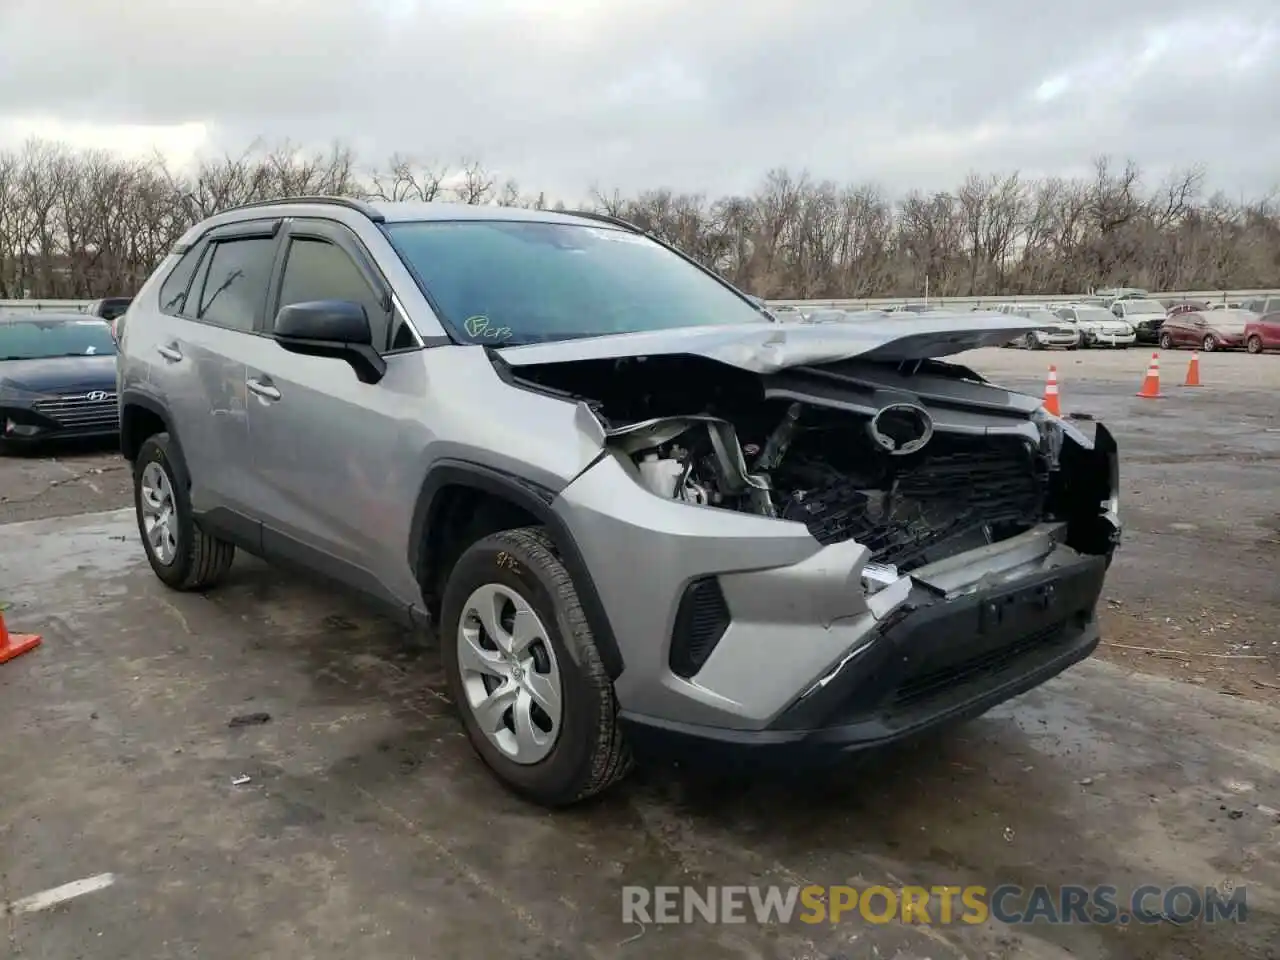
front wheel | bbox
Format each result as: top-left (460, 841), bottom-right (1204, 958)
top-left (133, 432), bottom-right (236, 590)
top-left (1202, 334), bottom-right (1217, 352)
top-left (1023, 333), bottom-right (1039, 350)
top-left (1246, 335), bottom-right (1264, 354)
top-left (440, 527), bottom-right (632, 807)
top-left (1159, 332), bottom-right (1175, 350)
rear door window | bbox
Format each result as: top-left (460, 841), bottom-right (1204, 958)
top-left (191, 237), bottom-right (277, 333)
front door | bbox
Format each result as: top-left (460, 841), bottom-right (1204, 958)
top-left (245, 218), bottom-right (418, 605)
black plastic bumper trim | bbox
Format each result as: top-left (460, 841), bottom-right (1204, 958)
top-left (618, 553), bottom-right (1107, 769)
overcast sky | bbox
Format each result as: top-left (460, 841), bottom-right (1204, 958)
top-left (1, 0), bottom-right (1277, 202)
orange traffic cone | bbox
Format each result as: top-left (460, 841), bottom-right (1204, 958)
top-left (1136, 352), bottom-right (1163, 399)
top-left (0, 604), bottom-right (41, 665)
top-left (1042, 364), bottom-right (1062, 416)
top-left (1183, 352), bottom-right (1202, 387)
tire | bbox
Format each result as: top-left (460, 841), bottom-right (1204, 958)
top-left (1159, 332), bottom-right (1174, 350)
top-left (1202, 334), bottom-right (1217, 353)
top-left (1246, 335), bottom-right (1263, 355)
top-left (440, 526), bottom-right (632, 806)
top-left (1024, 333), bottom-right (1039, 350)
top-left (133, 432), bottom-right (236, 590)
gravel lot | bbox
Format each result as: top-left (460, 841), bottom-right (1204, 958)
top-left (1, 347), bottom-right (1277, 959)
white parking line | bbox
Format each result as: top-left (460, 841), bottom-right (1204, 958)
top-left (4, 873), bottom-right (116, 916)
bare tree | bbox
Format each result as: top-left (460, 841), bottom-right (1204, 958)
top-left (1, 138), bottom-right (1278, 301)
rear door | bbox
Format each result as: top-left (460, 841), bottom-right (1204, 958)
top-left (154, 218), bottom-right (282, 529)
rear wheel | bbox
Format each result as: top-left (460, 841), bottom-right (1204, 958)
top-left (1159, 332), bottom-right (1174, 350)
top-left (133, 433), bottom-right (236, 590)
top-left (1202, 334), bottom-right (1217, 352)
top-left (440, 527), bottom-right (632, 806)
top-left (1246, 334), bottom-right (1264, 354)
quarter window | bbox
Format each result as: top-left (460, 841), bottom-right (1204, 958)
top-left (159, 241), bottom-right (207, 316)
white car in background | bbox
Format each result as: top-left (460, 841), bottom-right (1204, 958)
top-left (1007, 308), bottom-right (1081, 349)
top-left (1053, 304), bottom-right (1135, 348)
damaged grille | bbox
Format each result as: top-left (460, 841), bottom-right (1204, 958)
top-left (783, 437), bottom-right (1047, 571)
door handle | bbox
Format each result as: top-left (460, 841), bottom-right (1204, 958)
top-left (156, 344), bottom-right (182, 362)
top-left (246, 378), bottom-right (281, 401)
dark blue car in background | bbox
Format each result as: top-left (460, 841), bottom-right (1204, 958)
top-left (0, 312), bottom-right (119, 451)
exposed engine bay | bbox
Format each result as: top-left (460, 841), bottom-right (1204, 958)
top-left (502, 353), bottom-right (1117, 573)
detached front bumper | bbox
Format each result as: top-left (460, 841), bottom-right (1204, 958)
top-left (619, 552), bottom-right (1106, 767)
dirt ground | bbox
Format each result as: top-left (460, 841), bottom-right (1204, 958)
top-left (1, 346), bottom-right (1278, 959)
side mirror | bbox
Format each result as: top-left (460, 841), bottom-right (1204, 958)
top-left (273, 300), bottom-right (387, 384)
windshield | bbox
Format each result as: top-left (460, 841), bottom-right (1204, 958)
top-left (384, 220), bottom-right (767, 345)
top-left (0, 318), bottom-right (117, 360)
top-left (1123, 299), bottom-right (1166, 314)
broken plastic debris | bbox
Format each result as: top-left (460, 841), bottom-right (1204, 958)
top-left (232, 775), bottom-right (251, 786)
top-left (228, 711), bottom-right (272, 728)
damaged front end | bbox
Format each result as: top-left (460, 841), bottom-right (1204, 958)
top-left (511, 352), bottom-right (1120, 587)
top-left (494, 344), bottom-right (1120, 735)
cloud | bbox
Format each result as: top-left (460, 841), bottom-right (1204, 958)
top-left (1, 0), bottom-right (1277, 199)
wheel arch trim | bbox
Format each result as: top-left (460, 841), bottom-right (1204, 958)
top-left (409, 459), bottom-right (625, 680)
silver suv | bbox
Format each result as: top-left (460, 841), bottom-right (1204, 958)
top-left (116, 197), bottom-right (1122, 806)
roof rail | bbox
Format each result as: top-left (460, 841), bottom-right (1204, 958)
top-left (223, 195), bottom-right (385, 223)
top-left (559, 209), bottom-right (642, 233)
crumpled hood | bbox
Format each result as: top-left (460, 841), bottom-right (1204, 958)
top-left (495, 311), bottom-right (1042, 374)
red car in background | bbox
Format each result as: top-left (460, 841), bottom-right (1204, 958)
top-left (1244, 312), bottom-right (1280, 354)
top-left (1158, 309), bottom-right (1254, 351)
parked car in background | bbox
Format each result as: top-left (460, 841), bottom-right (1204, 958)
top-left (0, 313), bottom-right (119, 450)
top-left (1208, 301), bottom-right (1243, 311)
top-left (799, 308), bottom-right (850, 322)
top-left (1109, 298), bottom-right (1167, 344)
top-left (1158, 309), bottom-right (1254, 352)
top-left (887, 303), bottom-right (944, 314)
top-left (1009, 308), bottom-right (1080, 349)
top-left (85, 297), bottom-right (133, 322)
top-left (1240, 295), bottom-right (1280, 316)
top-left (84, 296), bottom-right (134, 341)
top-left (1053, 304), bottom-right (1134, 347)
top-left (1244, 312), bottom-right (1280, 354)
top-left (1094, 287), bottom-right (1148, 301)
top-left (1165, 300), bottom-right (1208, 317)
